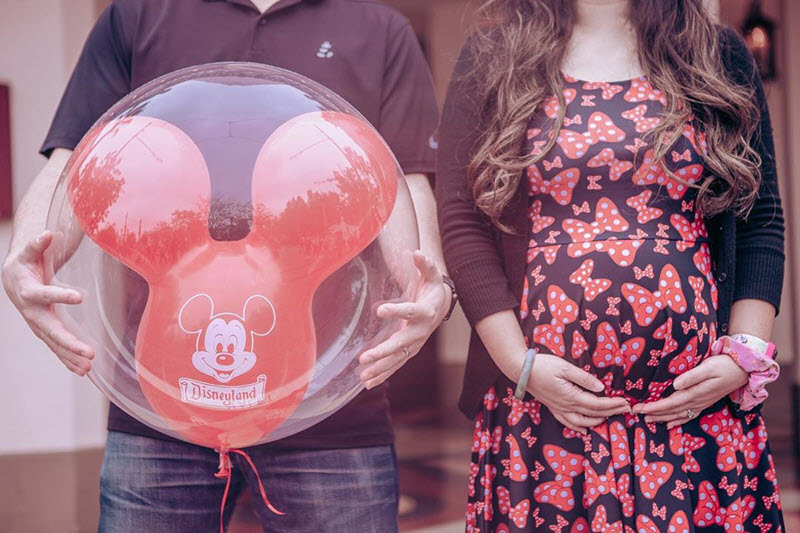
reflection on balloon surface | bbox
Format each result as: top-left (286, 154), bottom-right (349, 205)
top-left (45, 63), bottom-right (418, 450)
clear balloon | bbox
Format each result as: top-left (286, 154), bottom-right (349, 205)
top-left (44, 63), bottom-right (419, 450)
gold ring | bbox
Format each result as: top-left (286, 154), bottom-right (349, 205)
top-left (686, 408), bottom-right (695, 419)
top-left (402, 346), bottom-right (411, 358)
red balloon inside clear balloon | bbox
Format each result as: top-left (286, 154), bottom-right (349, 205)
top-left (45, 64), bottom-right (419, 450)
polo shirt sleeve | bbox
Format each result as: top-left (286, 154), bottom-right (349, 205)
top-left (40, 4), bottom-right (133, 157)
top-left (377, 17), bottom-right (439, 178)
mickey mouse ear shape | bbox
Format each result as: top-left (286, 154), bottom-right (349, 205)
top-left (67, 116), bottom-right (211, 281)
top-left (249, 111), bottom-right (398, 280)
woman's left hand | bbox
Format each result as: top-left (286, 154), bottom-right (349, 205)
top-left (633, 354), bottom-right (749, 429)
top-left (358, 250), bottom-right (449, 389)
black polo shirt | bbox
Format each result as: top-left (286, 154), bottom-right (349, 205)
top-left (42, 0), bottom-right (439, 449)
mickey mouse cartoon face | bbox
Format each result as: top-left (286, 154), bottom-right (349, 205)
top-left (179, 294), bottom-right (276, 384)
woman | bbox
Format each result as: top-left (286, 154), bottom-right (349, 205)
top-left (436, 0), bottom-right (785, 530)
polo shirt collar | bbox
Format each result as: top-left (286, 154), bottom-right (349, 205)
top-left (203, 0), bottom-right (311, 15)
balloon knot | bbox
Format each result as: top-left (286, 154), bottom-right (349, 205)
top-left (215, 450), bottom-right (232, 479)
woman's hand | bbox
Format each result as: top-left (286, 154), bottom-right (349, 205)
top-left (528, 353), bottom-right (631, 434)
top-left (633, 354), bottom-right (748, 429)
top-left (358, 251), bottom-right (449, 389)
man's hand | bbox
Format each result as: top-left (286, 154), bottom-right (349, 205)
top-left (527, 353), bottom-right (631, 434)
top-left (3, 230), bottom-right (94, 375)
top-left (633, 354), bottom-right (748, 428)
top-left (358, 250), bottom-right (448, 389)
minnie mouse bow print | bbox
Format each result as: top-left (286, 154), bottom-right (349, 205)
top-left (632, 149), bottom-right (704, 200)
top-left (592, 321), bottom-right (645, 376)
top-left (556, 112), bottom-right (627, 159)
top-left (587, 147), bottom-right (634, 181)
top-left (569, 259), bottom-right (611, 301)
top-left (621, 264), bottom-right (687, 326)
top-left (533, 286), bottom-right (579, 357)
top-left (533, 444), bottom-right (583, 511)
top-left (529, 165), bottom-right (580, 205)
top-left (563, 198), bottom-right (642, 267)
top-left (693, 480), bottom-right (756, 529)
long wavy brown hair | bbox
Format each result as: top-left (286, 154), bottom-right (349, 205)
top-left (468, 0), bottom-right (761, 229)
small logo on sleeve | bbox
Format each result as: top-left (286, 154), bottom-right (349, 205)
top-left (316, 41), bottom-right (334, 59)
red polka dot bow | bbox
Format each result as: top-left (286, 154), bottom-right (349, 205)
top-left (556, 112), bottom-right (627, 159)
top-left (593, 321), bottom-right (645, 376)
top-left (529, 166), bottom-right (581, 206)
top-left (626, 190), bottom-right (663, 224)
top-left (533, 444), bottom-right (583, 511)
top-left (633, 428), bottom-right (675, 500)
top-left (583, 462), bottom-right (617, 507)
top-left (533, 286), bottom-right (579, 357)
top-left (568, 259), bottom-right (611, 301)
top-left (622, 104), bottom-right (661, 133)
top-left (496, 486), bottom-right (530, 528)
top-left (564, 198), bottom-right (642, 267)
top-left (632, 149), bottom-right (704, 200)
top-left (587, 147), bottom-right (634, 181)
top-left (693, 480), bottom-right (756, 529)
top-left (583, 81), bottom-right (624, 100)
top-left (621, 264), bottom-right (688, 326)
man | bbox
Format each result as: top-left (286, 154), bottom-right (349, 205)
top-left (2, 0), bottom-right (454, 531)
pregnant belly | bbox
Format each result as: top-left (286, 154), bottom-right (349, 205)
top-left (522, 239), bottom-right (718, 399)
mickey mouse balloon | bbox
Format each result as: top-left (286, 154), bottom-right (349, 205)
top-left (44, 63), bottom-right (419, 450)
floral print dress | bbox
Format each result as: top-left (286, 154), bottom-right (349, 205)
top-left (466, 75), bottom-right (785, 533)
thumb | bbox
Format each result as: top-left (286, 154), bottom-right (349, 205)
top-left (413, 250), bottom-right (440, 283)
top-left (565, 364), bottom-right (604, 393)
top-left (20, 231), bottom-right (52, 263)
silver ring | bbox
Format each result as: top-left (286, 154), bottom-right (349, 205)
top-left (402, 346), bottom-right (411, 358)
top-left (686, 408), bottom-right (695, 419)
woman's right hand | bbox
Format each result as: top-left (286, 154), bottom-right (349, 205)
top-left (2, 231), bottom-right (94, 375)
top-left (527, 352), bottom-right (631, 434)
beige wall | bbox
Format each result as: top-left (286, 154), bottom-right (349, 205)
top-left (0, 0), bottom-right (106, 455)
top-left (718, 0), bottom-right (798, 367)
top-left (779, 0), bottom-right (800, 378)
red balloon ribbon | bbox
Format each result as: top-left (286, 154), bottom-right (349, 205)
top-left (215, 448), bottom-right (283, 533)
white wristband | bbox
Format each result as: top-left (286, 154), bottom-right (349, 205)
top-left (729, 333), bottom-right (771, 355)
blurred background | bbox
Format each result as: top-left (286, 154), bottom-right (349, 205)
top-left (0, 0), bottom-right (798, 531)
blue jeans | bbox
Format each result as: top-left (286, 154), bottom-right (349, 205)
top-left (98, 431), bottom-right (399, 533)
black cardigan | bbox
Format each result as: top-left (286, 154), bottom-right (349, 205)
top-left (435, 26), bottom-right (785, 420)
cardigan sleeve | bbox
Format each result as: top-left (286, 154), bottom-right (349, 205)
top-left (720, 27), bottom-right (785, 312)
top-left (435, 39), bottom-right (519, 327)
